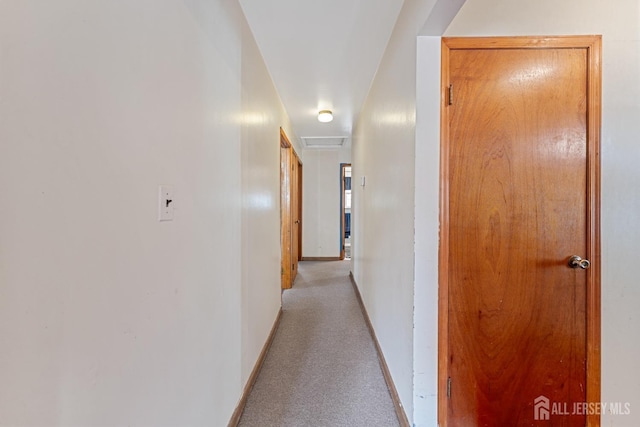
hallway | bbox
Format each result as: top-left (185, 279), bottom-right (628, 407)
top-left (238, 261), bottom-right (399, 427)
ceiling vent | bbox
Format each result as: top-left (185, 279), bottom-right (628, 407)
top-left (302, 136), bottom-right (349, 148)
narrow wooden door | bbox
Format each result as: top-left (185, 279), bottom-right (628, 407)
top-left (280, 130), bottom-right (292, 290)
top-left (441, 37), bottom-right (601, 426)
top-left (296, 159), bottom-right (303, 265)
top-left (291, 152), bottom-right (300, 282)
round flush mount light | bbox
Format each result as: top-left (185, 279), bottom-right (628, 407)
top-left (317, 110), bottom-right (333, 123)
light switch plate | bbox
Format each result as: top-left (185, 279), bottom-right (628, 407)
top-left (159, 185), bottom-right (174, 221)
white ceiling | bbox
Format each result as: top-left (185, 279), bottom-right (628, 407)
top-left (239, 0), bottom-right (405, 148)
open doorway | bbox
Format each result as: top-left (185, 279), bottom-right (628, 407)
top-left (340, 164), bottom-right (352, 260)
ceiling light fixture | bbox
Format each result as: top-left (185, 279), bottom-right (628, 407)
top-left (317, 110), bottom-right (333, 123)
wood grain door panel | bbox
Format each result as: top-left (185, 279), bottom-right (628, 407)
top-left (291, 153), bottom-right (300, 282)
top-left (441, 37), bottom-right (601, 427)
top-left (281, 129), bottom-right (292, 290)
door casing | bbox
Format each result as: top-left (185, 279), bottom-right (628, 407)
top-left (280, 128), bottom-right (302, 289)
top-left (438, 35), bottom-right (602, 426)
top-left (291, 150), bottom-right (302, 282)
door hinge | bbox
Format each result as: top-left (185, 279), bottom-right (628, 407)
top-left (447, 377), bottom-right (452, 398)
top-left (448, 84), bottom-right (453, 106)
top-left (292, 263), bottom-right (295, 270)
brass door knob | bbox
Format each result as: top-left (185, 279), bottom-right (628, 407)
top-left (568, 255), bottom-right (591, 269)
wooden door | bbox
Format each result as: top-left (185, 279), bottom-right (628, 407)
top-left (280, 128), bottom-right (302, 289)
top-left (280, 129), bottom-right (292, 290)
top-left (291, 151), bottom-right (301, 282)
top-left (440, 37), bottom-right (601, 426)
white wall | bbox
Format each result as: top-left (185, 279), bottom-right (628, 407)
top-left (444, 1), bottom-right (640, 425)
top-left (301, 147), bottom-right (350, 258)
top-left (0, 1), bottom-right (296, 425)
top-left (352, 0), bottom-right (443, 422)
top-left (413, 36), bottom-right (442, 426)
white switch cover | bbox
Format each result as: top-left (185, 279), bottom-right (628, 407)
top-left (159, 185), bottom-right (174, 221)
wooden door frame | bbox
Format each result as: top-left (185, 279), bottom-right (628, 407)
top-left (280, 128), bottom-right (292, 290)
top-left (280, 128), bottom-right (303, 290)
top-left (437, 35), bottom-right (602, 426)
top-left (296, 155), bottom-right (303, 263)
top-left (291, 147), bottom-right (302, 282)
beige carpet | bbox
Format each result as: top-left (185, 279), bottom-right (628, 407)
top-left (238, 260), bottom-right (400, 427)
